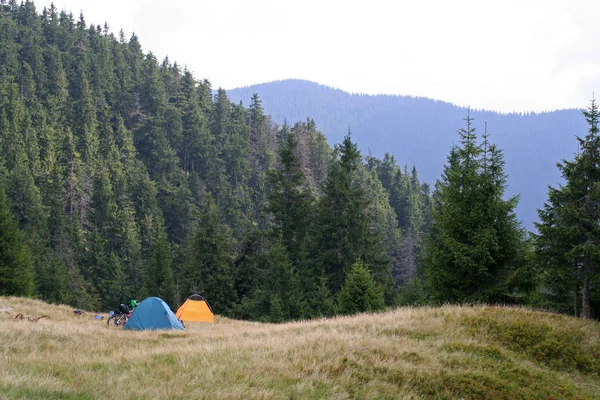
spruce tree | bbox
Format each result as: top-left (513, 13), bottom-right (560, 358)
top-left (235, 238), bottom-right (303, 322)
top-left (0, 181), bottom-right (34, 296)
top-left (316, 133), bottom-right (391, 295)
top-left (247, 93), bottom-right (275, 218)
top-left (140, 227), bottom-right (175, 308)
top-left (36, 252), bottom-right (70, 304)
top-left (535, 98), bottom-right (600, 319)
top-left (267, 130), bottom-right (314, 265)
top-left (535, 188), bottom-right (579, 314)
top-left (424, 114), bottom-right (523, 303)
top-left (337, 261), bottom-right (385, 315)
top-left (221, 101), bottom-right (252, 227)
top-left (306, 120), bottom-right (331, 187)
top-left (397, 275), bottom-right (427, 306)
top-left (232, 224), bottom-right (266, 302)
top-left (185, 196), bottom-right (235, 314)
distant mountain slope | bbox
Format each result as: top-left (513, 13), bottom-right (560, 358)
top-left (227, 79), bottom-right (586, 229)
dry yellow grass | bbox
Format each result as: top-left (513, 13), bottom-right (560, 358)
top-left (1, 296), bottom-right (599, 399)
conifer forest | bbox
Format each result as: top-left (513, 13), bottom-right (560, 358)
top-left (0, 1), bottom-right (598, 321)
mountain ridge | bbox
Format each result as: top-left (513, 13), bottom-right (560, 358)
top-left (227, 79), bottom-right (586, 229)
top-left (227, 79), bottom-right (580, 115)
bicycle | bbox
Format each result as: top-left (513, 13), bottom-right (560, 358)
top-left (107, 310), bottom-right (131, 327)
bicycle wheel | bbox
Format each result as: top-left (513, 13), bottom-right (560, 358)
top-left (116, 314), bottom-right (127, 326)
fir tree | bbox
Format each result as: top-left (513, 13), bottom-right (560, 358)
top-left (264, 240), bottom-right (303, 320)
top-left (0, 180), bottom-right (34, 296)
top-left (232, 223), bottom-right (266, 302)
top-left (306, 119), bottom-right (331, 187)
top-left (247, 93), bottom-right (275, 218)
top-left (316, 133), bottom-right (391, 295)
top-left (185, 196), bottom-right (235, 313)
top-left (424, 114), bottom-right (524, 303)
top-left (267, 130), bottom-right (314, 265)
top-left (140, 227), bottom-right (175, 308)
top-left (535, 98), bottom-right (600, 319)
top-left (235, 238), bottom-right (303, 322)
top-left (337, 261), bottom-right (385, 315)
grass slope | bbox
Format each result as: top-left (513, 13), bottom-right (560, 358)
top-left (1, 297), bottom-right (599, 399)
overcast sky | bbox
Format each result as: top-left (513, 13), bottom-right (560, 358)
top-left (33, 0), bottom-right (600, 112)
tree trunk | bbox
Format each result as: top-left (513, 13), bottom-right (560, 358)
top-left (582, 276), bottom-right (590, 320)
top-left (574, 284), bottom-right (579, 318)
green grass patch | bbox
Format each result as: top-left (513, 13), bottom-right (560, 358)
top-left (409, 368), bottom-right (588, 400)
top-left (152, 353), bottom-right (179, 366)
top-left (158, 333), bottom-right (186, 339)
top-left (444, 341), bottom-right (507, 361)
top-left (0, 385), bottom-right (95, 400)
top-left (462, 308), bottom-right (600, 374)
top-left (379, 327), bottom-right (438, 341)
top-left (398, 351), bottom-right (425, 364)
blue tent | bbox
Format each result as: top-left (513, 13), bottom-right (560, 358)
top-left (123, 297), bottom-right (184, 331)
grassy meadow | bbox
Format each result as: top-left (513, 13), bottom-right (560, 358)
top-left (1, 297), bottom-right (599, 399)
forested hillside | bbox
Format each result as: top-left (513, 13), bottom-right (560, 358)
top-left (0, 1), bottom-right (597, 321)
top-left (227, 80), bottom-right (587, 229)
top-left (0, 1), bottom-right (431, 320)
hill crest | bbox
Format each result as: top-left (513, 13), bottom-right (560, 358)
top-left (227, 79), bottom-right (578, 114)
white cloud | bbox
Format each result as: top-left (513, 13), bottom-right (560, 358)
top-left (33, 0), bottom-right (600, 112)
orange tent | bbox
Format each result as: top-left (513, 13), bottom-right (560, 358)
top-left (175, 295), bottom-right (214, 323)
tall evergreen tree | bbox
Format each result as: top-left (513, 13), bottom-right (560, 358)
top-left (267, 130), bottom-right (314, 264)
top-left (424, 114), bottom-right (524, 303)
top-left (234, 238), bottom-right (303, 322)
top-left (140, 226), bottom-right (175, 308)
top-left (184, 196), bottom-right (235, 313)
top-left (315, 133), bottom-right (392, 296)
top-left (232, 223), bottom-right (266, 303)
top-left (247, 93), bottom-right (275, 217)
top-left (0, 180), bottom-right (34, 296)
top-left (535, 98), bottom-right (600, 319)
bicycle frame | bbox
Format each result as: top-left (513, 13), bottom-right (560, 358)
top-left (107, 310), bottom-right (131, 327)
